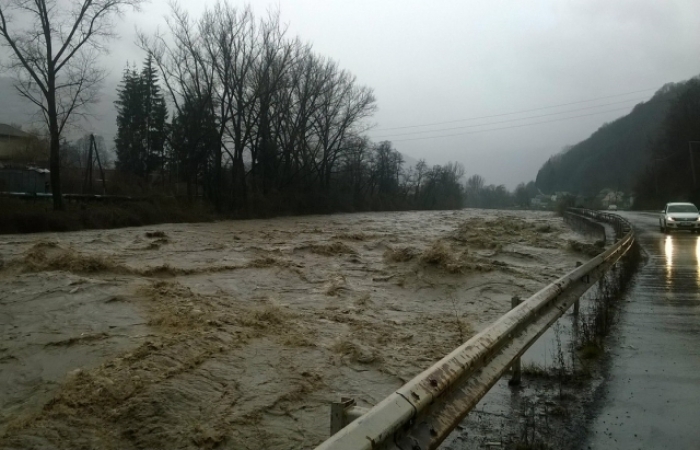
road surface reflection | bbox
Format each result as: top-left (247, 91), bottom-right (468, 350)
top-left (661, 233), bottom-right (700, 289)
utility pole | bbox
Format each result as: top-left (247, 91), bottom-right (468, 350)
top-left (82, 134), bottom-right (106, 194)
top-left (82, 137), bottom-right (94, 194)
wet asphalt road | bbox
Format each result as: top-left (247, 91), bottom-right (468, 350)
top-left (585, 211), bottom-right (700, 450)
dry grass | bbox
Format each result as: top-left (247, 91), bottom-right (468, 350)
top-left (521, 362), bottom-right (552, 378)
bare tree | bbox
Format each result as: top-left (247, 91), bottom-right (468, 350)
top-left (319, 67), bottom-right (375, 187)
top-left (140, 2), bottom-right (378, 211)
top-left (0, 0), bottom-right (143, 209)
top-left (466, 174), bottom-right (485, 207)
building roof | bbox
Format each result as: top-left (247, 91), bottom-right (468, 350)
top-left (0, 123), bottom-right (32, 138)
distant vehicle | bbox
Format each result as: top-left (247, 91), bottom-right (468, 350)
top-left (608, 204), bottom-right (618, 211)
top-left (659, 202), bottom-right (700, 233)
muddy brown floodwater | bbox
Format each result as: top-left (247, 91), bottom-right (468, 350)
top-left (0, 209), bottom-right (599, 450)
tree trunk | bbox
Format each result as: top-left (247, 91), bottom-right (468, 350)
top-left (47, 86), bottom-right (64, 211)
top-left (213, 145), bottom-right (222, 212)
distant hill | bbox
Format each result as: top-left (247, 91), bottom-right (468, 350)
top-left (534, 81), bottom-right (692, 196)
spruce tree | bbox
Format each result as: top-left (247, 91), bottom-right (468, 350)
top-left (170, 92), bottom-right (219, 197)
top-left (115, 55), bottom-right (168, 182)
top-left (115, 66), bottom-right (144, 176)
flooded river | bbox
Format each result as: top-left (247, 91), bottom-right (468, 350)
top-left (0, 209), bottom-right (597, 449)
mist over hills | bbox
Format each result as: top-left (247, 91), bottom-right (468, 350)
top-left (534, 80), bottom-right (695, 196)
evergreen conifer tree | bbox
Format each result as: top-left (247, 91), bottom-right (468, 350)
top-left (115, 55), bottom-right (168, 182)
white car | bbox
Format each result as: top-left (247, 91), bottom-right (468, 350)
top-left (659, 202), bottom-right (700, 233)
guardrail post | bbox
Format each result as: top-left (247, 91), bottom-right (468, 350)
top-left (508, 295), bottom-right (522, 386)
top-left (330, 397), bottom-right (370, 436)
top-left (573, 262), bottom-right (582, 316)
top-left (330, 398), bottom-right (353, 436)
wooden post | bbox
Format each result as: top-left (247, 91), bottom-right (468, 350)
top-left (91, 134), bottom-right (107, 194)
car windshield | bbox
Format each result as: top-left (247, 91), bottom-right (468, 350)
top-left (668, 204), bottom-right (698, 213)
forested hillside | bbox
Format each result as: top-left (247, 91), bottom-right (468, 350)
top-left (535, 83), bottom-right (686, 196)
top-left (634, 78), bottom-right (700, 208)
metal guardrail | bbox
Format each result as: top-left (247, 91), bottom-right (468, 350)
top-left (315, 209), bottom-right (635, 450)
top-left (564, 209), bottom-right (607, 244)
top-left (0, 191), bottom-right (137, 202)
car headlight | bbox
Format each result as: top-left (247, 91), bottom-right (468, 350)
top-left (668, 217), bottom-right (675, 222)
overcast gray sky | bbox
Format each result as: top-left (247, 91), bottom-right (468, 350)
top-left (6, 0), bottom-right (700, 187)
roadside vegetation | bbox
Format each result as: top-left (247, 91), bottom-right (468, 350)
top-left (0, 197), bottom-right (212, 234)
top-left (503, 224), bottom-right (642, 450)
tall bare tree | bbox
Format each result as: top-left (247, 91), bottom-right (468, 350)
top-left (0, 0), bottom-right (143, 209)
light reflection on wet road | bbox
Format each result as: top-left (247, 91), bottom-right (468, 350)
top-left (586, 212), bottom-right (700, 450)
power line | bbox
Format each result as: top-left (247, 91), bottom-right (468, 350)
top-left (390, 106), bottom-right (633, 143)
top-left (370, 97), bottom-right (646, 139)
top-left (374, 87), bottom-right (656, 131)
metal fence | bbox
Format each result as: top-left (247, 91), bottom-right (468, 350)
top-left (0, 168), bottom-right (49, 194)
top-left (315, 209), bottom-right (635, 450)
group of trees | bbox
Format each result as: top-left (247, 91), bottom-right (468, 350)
top-left (0, 0), bottom-right (465, 213)
top-left (3, 0), bottom-right (551, 215)
top-left (109, 3), bottom-right (464, 213)
top-left (0, 0), bottom-right (144, 210)
top-left (464, 175), bottom-right (538, 209)
top-left (134, 3), bottom-right (379, 211)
